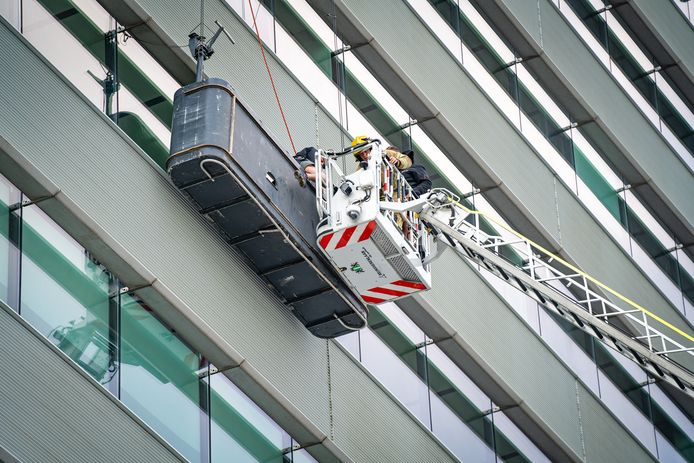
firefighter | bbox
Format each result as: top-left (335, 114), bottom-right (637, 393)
top-left (399, 149), bottom-right (432, 198)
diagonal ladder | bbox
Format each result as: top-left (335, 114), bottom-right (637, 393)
top-left (418, 191), bottom-right (694, 397)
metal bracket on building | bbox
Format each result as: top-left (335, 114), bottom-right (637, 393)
top-left (384, 116), bottom-right (439, 136)
top-left (117, 282), bottom-right (155, 296)
top-left (615, 181), bottom-right (646, 193)
top-left (195, 364), bottom-right (220, 379)
top-left (462, 188), bottom-right (481, 199)
top-left (414, 339), bottom-right (434, 349)
top-left (281, 441), bottom-right (321, 455)
top-left (8, 191), bottom-right (59, 211)
top-left (480, 405), bottom-right (501, 416)
top-left (330, 45), bottom-right (351, 57)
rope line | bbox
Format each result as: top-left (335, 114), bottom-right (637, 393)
top-left (247, 0), bottom-right (298, 155)
top-left (448, 197), bottom-right (694, 343)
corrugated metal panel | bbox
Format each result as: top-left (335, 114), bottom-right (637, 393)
top-left (329, 343), bottom-right (457, 463)
top-left (339, 0), bottom-right (563, 242)
top-left (626, 0), bottom-right (694, 76)
top-left (0, 16), bottom-right (332, 434)
top-left (316, 104), bottom-right (350, 149)
top-left (339, 0), bottom-right (692, 332)
top-left (532, 0), bottom-right (694, 223)
top-left (578, 385), bottom-right (656, 463)
top-left (496, 0), bottom-right (541, 45)
top-left (0, 19), bottom-right (454, 461)
top-left (420, 250), bottom-right (584, 455)
top-left (0, 306), bottom-right (184, 463)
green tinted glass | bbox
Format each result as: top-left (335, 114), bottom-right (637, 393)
top-left (368, 307), bottom-right (531, 462)
top-left (116, 112), bottom-right (170, 168)
top-left (209, 373), bottom-right (287, 463)
top-left (20, 205), bottom-right (116, 385)
top-left (120, 292), bottom-right (205, 462)
top-left (0, 176), bottom-right (20, 306)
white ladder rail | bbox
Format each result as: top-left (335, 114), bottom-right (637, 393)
top-left (420, 200), bottom-right (694, 397)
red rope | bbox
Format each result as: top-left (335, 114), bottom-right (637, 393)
top-left (247, 0), bottom-right (298, 155)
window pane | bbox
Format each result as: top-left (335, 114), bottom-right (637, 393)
top-left (0, 175), bottom-right (21, 307)
top-left (120, 292), bottom-right (205, 462)
top-left (20, 205), bottom-right (116, 385)
top-left (209, 373), bottom-right (288, 463)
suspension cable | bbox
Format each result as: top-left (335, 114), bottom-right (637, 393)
top-left (247, 0), bottom-right (298, 155)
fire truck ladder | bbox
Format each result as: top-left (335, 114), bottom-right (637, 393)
top-left (386, 190), bottom-right (694, 397)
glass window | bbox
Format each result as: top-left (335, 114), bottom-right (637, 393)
top-left (360, 325), bottom-right (432, 427)
top-left (0, 174), bottom-right (21, 308)
top-left (0, 0), bottom-right (21, 29)
top-left (430, 392), bottom-right (495, 462)
top-left (20, 205), bottom-right (117, 387)
top-left (209, 372), bottom-right (289, 463)
top-left (119, 292), bottom-right (205, 463)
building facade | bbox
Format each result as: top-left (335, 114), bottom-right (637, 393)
top-left (0, 0), bottom-right (692, 461)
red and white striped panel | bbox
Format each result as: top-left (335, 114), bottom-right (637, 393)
top-left (361, 280), bottom-right (427, 304)
top-left (319, 220), bottom-right (377, 251)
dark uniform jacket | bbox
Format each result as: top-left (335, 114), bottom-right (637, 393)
top-left (401, 164), bottom-right (432, 198)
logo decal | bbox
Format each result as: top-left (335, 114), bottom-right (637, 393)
top-left (350, 262), bottom-right (365, 273)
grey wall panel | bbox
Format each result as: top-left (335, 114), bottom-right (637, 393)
top-left (579, 386), bottom-right (656, 463)
top-left (338, 0), bottom-right (561, 241)
top-left (336, 0), bottom-right (692, 333)
top-left (0, 306), bottom-right (184, 463)
top-left (505, 0), bottom-right (694, 225)
top-left (627, 0), bottom-right (694, 78)
top-left (329, 343), bottom-right (457, 463)
top-left (421, 251), bottom-right (583, 454)
top-left (419, 250), bottom-right (656, 462)
top-left (0, 19), bottom-right (454, 461)
top-left (556, 185), bottom-right (693, 342)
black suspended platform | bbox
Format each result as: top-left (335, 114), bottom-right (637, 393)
top-left (167, 78), bottom-right (368, 338)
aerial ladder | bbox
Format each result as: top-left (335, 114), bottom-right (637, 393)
top-left (314, 140), bottom-right (694, 398)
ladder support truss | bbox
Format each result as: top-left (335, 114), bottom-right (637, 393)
top-left (416, 193), bottom-right (694, 397)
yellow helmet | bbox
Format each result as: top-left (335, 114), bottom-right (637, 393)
top-left (351, 135), bottom-right (370, 147)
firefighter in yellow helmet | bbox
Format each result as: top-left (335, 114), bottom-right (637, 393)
top-left (351, 136), bottom-right (412, 170)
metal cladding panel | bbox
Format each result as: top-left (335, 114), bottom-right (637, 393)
top-left (338, 0), bottom-right (562, 242)
top-left (497, 0), bottom-right (541, 45)
top-left (0, 307), bottom-right (183, 463)
top-left (578, 386), bottom-right (656, 463)
top-left (0, 18), bottom-right (331, 435)
top-left (336, 0), bottom-right (692, 332)
top-left (316, 104), bottom-right (349, 148)
top-left (0, 21), bottom-right (454, 461)
top-left (419, 251), bottom-right (586, 456)
top-left (328, 343), bottom-right (457, 463)
top-left (556, 186), bottom-right (693, 340)
top-left (512, 0), bottom-right (694, 224)
top-left (626, 0), bottom-right (694, 78)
